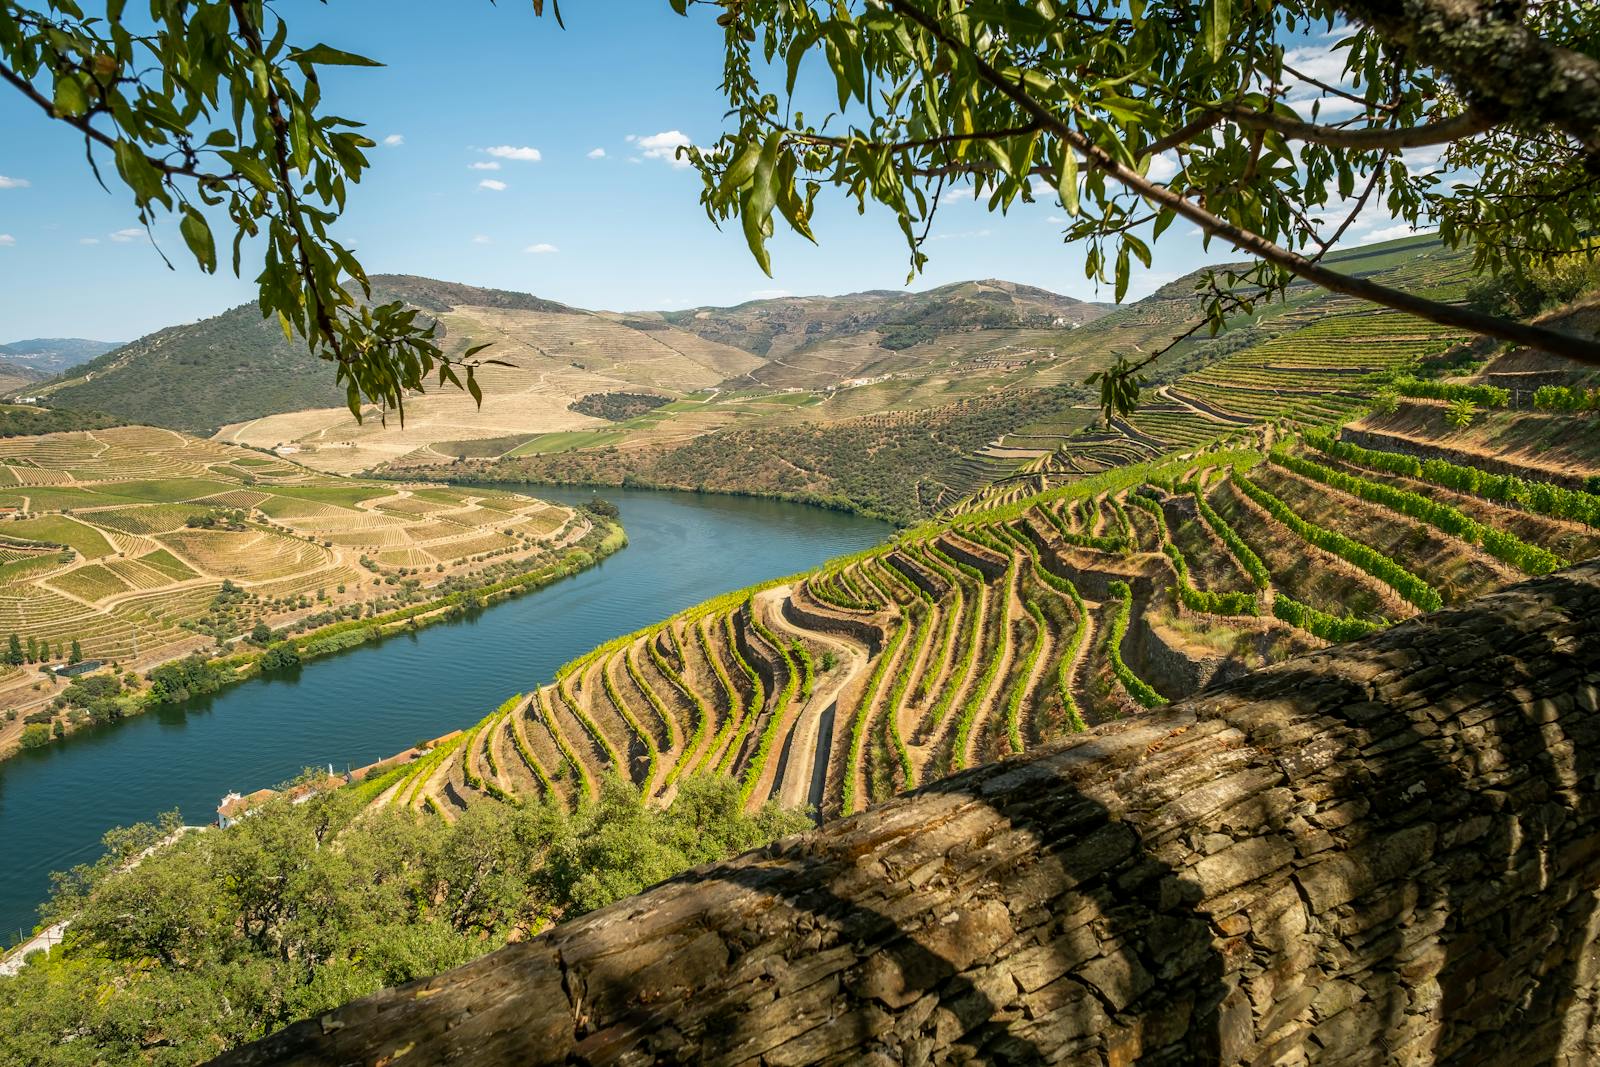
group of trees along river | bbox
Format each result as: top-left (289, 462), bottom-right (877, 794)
top-left (2, 0), bottom-right (1600, 1064)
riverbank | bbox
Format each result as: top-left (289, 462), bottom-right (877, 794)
top-left (0, 519), bottom-right (626, 764)
top-left (369, 468), bottom-right (915, 527)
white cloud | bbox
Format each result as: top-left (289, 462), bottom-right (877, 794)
top-left (1146, 152), bottom-right (1179, 183)
top-left (749, 288), bottom-right (790, 299)
top-left (1286, 94), bottom-right (1367, 121)
top-left (469, 161), bottom-right (501, 170)
top-left (927, 228), bottom-right (992, 242)
top-left (471, 234), bottom-right (492, 244)
top-left (634, 130), bottom-right (692, 167)
top-left (1046, 215), bottom-right (1068, 224)
top-left (1282, 44), bottom-right (1353, 88)
top-left (79, 237), bottom-right (100, 245)
top-left (586, 147), bottom-right (607, 159)
top-left (485, 145), bottom-right (542, 161)
top-left (109, 228), bottom-right (144, 242)
top-left (478, 179), bottom-right (508, 191)
top-left (0, 175), bottom-right (29, 190)
top-left (524, 242), bottom-right (559, 254)
top-left (0, 234), bottom-right (14, 247)
top-left (382, 134), bottom-right (405, 147)
top-left (1359, 223), bottom-right (1431, 246)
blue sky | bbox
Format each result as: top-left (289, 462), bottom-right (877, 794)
top-left (0, 4), bottom-right (1419, 343)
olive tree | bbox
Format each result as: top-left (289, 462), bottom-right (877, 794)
top-left (3, 0), bottom-right (1598, 420)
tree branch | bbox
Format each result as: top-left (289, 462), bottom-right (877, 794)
top-left (1332, 0), bottom-right (1600, 156)
top-left (0, 57), bottom-right (230, 182)
top-left (1220, 105), bottom-right (1495, 150)
top-left (885, 0), bottom-right (1600, 368)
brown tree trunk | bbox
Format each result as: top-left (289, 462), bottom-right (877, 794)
top-left (215, 560), bottom-right (1600, 1066)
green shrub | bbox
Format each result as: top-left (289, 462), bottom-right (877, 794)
top-left (1533, 385), bottom-right (1600, 413)
top-left (1305, 431), bottom-right (1600, 527)
top-left (1272, 450), bottom-right (1563, 575)
top-left (1389, 375), bottom-right (1509, 408)
top-left (1444, 397), bottom-right (1479, 429)
top-left (1272, 594), bottom-right (1381, 643)
top-left (1105, 581), bottom-right (1166, 709)
top-left (19, 722), bottom-right (51, 749)
top-left (1232, 473), bottom-right (1444, 611)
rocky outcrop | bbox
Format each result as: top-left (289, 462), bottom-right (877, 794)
top-left (215, 560), bottom-right (1600, 1067)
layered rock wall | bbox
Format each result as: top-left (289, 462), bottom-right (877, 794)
top-left (217, 561), bottom-right (1600, 1067)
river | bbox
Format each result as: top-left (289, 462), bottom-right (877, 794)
top-left (0, 487), bottom-right (888, 942)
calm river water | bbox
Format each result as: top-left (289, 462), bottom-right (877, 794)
top-left (0, 487), bottom-right (888, 941)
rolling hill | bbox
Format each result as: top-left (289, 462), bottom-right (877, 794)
top-left (35, 275), bottom-right (1115, 474)
top-left (429, 235), bottom-right (1480, 521)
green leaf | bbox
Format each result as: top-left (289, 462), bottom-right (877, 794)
top-left (1203, 0), bottom-right (1232, 60)
top-left (287, 44), bottom-right (384, 67)
top-left (1056, 143), bottom-right (1079, 216)
top-left (741, 131), bottom-right (784, 276)
top-left (53, 76), bottom-right (89, 119)
top-left (179, 208), bottom-right (217, 273)
top-left (722, 138), bottom-right (761, 191)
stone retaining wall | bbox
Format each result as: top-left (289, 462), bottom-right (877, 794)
top-left (782, 589), bottom-right (887, 657)
top-left (217, 561), bottom-right (1600, 1067)
top-left (937, 531), bottom-right (1008, 580)
top-left (888, 549), bottom-right (949, 600)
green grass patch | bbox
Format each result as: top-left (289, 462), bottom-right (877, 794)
top-left (506, 429), bottom-right (630, 456)
top-left (7, 515), bottom-right (115, 558)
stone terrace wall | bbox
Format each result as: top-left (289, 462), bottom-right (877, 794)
top-left (216, 561), bottom-right (1600, 1067)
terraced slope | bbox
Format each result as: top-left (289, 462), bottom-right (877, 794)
top-left (378, 373), bottom-right (1599, 825)
top-left (0, 426), bottom-right (598, 741)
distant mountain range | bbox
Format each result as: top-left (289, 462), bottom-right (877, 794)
top-left (0, 338), bottom-right (122, 376)
top-left (25, 236), bottom-right (1463, 485)
top-left (26, 274), bottom-right (1110, 443)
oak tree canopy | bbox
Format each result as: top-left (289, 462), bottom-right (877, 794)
top-left (4, 0), bottom-right (1598, 418)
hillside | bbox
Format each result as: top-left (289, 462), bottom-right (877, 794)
top-left (0, 426), bottom-right (612, 758)
top-left (33, 273), bottom-right (1130, 478)
top-left (0, 361), bottom-right (43, 396)
top-left (426, 235), bottom-right (1479, 523)
top-left (351, 311), bottom-right (1600, 827)
top-left (0, 339), bottom-right (118, 376)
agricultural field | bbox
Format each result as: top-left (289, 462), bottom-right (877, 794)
top-left (0, 424), bottom-right (587, 692)
top-left (363, 307), bottom-right (1600, 832)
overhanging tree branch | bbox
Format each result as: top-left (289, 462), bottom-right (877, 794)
top-left (885, 0), bottom-right (1600, 368)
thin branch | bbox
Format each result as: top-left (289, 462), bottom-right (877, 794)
top-left (1282, 62), bottom-right (1391, 113)
top-left (886, 0), bottom-right (1600, 367)
top-left (0, 57), bottom-right (231, 182)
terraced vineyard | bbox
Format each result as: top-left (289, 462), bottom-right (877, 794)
top-left (376, 339), bottom-right (1599, 824)
top-left (0, 425), bottom-right (592, 707)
